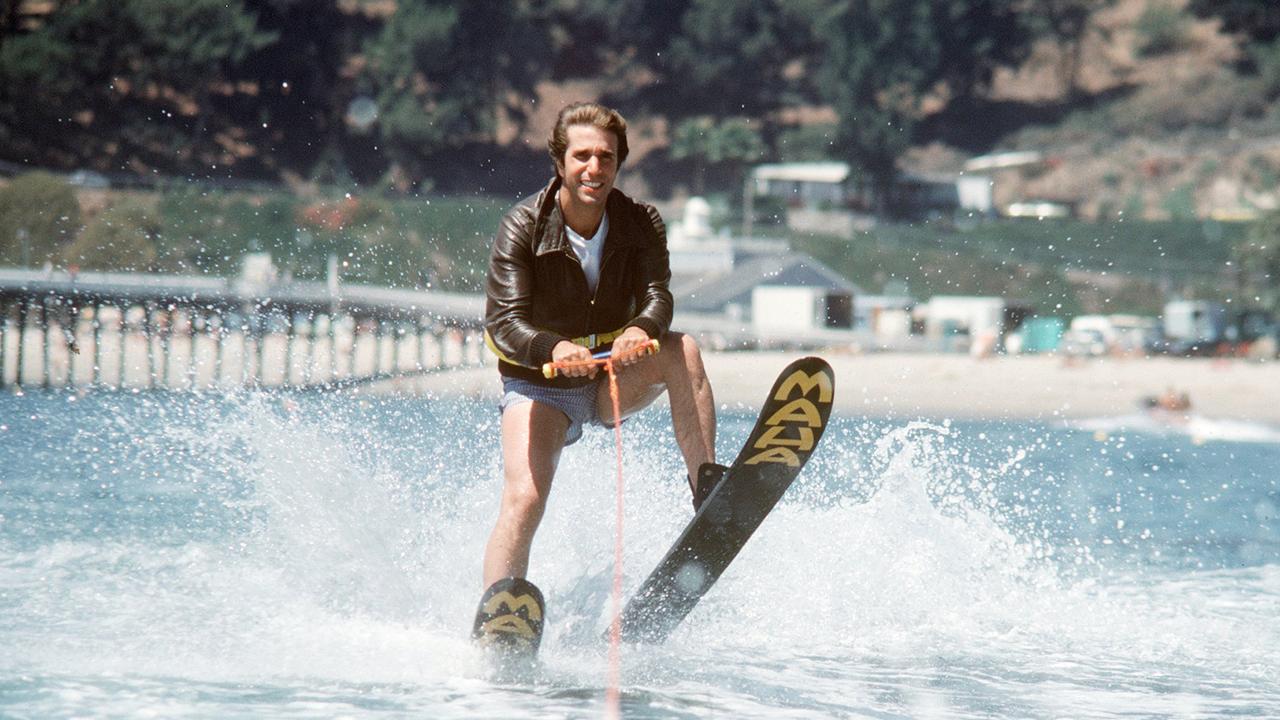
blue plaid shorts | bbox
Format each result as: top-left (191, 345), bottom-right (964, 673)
top-left (500, 377), bottom-right (603, 447)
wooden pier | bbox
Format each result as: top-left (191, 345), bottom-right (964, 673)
top-left (0, 267), bottom-right (488, 391)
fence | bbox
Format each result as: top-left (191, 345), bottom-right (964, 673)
top-left (0, 268), bottom-right (487, 391)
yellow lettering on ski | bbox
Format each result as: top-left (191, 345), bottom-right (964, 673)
top-left (765, 398), bottom-right (821, 427)
top-left (773, 370), bottom-right (833, 403)
top-left (744, 365), bottom-right (832, 466)
top-left (744, 446), bottom-right (800, 466)
top-left (752, 424), bottom-right (815, 451)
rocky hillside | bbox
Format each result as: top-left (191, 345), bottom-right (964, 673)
top-left (906, 0), bottom-right (1279, 222)
top-left (512, 0), bottom-right (1278, 223)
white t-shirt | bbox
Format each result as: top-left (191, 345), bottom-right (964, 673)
top-left (565, 212), bottom-right (608, 295)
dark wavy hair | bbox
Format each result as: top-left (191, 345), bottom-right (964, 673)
top-left (547, 102), bottom-right (630, 174)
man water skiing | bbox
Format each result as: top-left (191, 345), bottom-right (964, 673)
top-left (473, 102), bottom-right (724, 651)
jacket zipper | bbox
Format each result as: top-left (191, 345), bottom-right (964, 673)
top-left (558, 245), bottom-right (596, 337)
top-left (585, 246), bottom-right (618, 336)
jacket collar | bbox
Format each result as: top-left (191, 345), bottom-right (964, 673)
top-left (533, 176), bottom-right (641, 257)
top-left (533, 177), bottom-right (566, 256)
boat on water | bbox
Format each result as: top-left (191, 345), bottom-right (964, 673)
top-left (1139, 387), bottom-right (1193, 420)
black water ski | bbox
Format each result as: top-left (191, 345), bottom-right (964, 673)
top-left (472, 577), bottom-right (546, 666)
top-left (616, 356), bottom-right (835, 642)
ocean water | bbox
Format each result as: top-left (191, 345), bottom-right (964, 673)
top-left (1, 378), bottom-right (1278, 718)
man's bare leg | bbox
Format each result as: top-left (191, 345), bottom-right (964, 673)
top-left (602, 332), bottom-right (716, 483)
top-left (482, 401), bottom-right (569, 587)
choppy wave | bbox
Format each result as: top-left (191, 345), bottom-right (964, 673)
top-left (1070, 412), bottom-right (1280, 444)
top-left (1, 391), bottom-right (1278, 717)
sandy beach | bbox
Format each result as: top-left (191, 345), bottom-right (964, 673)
top-left (390, 350), bottom-right (1280, 424)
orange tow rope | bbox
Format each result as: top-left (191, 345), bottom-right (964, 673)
top-left (604, 356), bottom-right (625, 718)
top-left (540, 339), bottom-right (659, 719)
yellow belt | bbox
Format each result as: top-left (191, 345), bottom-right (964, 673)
top-left (568, 326), bottom-right (628, 349)
top-left (485, 325), bottom-right (630, 366)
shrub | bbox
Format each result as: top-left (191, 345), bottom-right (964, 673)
top-left (1123, 193), bottom-right (1146, 219)
top-left (0, 171), bottom-right (81, 266)
top-left (159, 189), bottom-right (299, 276)
top-left (775, 124), bottom-right (839, 163)
top-left (60, 200), bottom-right (161, 271)
top-left (1237, 211), bottom-right (1280, 314)
top-left (1247, 155), bottom-right (1280, 191)
top-left (1161, 183), bottom-right (1198, 220)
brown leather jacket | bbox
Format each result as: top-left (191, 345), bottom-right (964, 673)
top-left (484, 177), bottom-right (673, 387)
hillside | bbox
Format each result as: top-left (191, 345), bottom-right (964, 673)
top-left (915, 0), bottom-right (1280, 223)
top-left (3, 0), bottom-right (1274, 221)
top-left (4, 0), bottom-right (1276, 319)
top-left (510, 0), bottom-right (1279, 223)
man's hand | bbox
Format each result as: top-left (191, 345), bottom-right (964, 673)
top-left (551, 340), bottom-right (596, 378)
top-left (610, 326), bottom-right (652, 368)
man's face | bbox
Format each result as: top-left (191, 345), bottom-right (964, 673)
top-left (557, 124), bottom-right (619, 214)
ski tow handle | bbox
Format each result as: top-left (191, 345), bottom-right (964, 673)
top-left (541, 339), bottom-right (660, 379)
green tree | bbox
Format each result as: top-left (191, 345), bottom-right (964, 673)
top-left (658, 0), bottom-right (823, 118)
top-left (815, 0), bottom-right (939, 213)
top-left (814, 0), bottom-right (1030, 214)
top-left (360, 0), bottom-right (555, 184)
top-left (236, 0), bottom-right (401, 184)
top-left (927, 0), bottom-right (1029, 98)
top-left (549, 0), bottom-right (693, 79)
top-left (0, 0), bottom-right (275, 173)
top-left (0, 172), bottom-right (81, 266)
top-left (1135, 1), bottom-right (1188, 57)
top-left (1252, 38), bottom-right (1280, 98)
top-left (669, 117), bottom-right (765, 194)
top-left (0, 0), bottom-right (30, 43)
top-left (548, 0), bottom-right (823, 150)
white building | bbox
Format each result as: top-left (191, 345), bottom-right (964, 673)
top-left (920, 295), bottom-right (1031, 354)
top-left (854, 294), bottom-right (916, 339)
top-left (751, 162), bottom-right (853, 207)
top-left (749, 161), bottom-right (971, 226)
top-left (672, 251), bottom-right (867, 349)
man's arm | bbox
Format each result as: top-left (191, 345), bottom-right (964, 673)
top-left (626, 203), bottom-right (674, 339)
top-left (612, 203), bottom-right (674, 366)
top-left (484, 209), bottom-right (565, 369)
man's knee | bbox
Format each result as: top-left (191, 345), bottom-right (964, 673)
top-left (662, 331), bottom-right (703, 366)
top-left (663, 333), bottom-right (709, 382)
top-left (677, 331), bottom-right (700, 355)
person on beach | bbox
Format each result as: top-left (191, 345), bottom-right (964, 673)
top-left (480, 102), bottom-right (721, 591)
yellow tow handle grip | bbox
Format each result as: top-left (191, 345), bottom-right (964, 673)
top-left (541, 338), bottom-right (660, 379)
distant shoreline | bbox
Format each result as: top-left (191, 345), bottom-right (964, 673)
top-left (386, 351), bottom-right (1280, 424)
